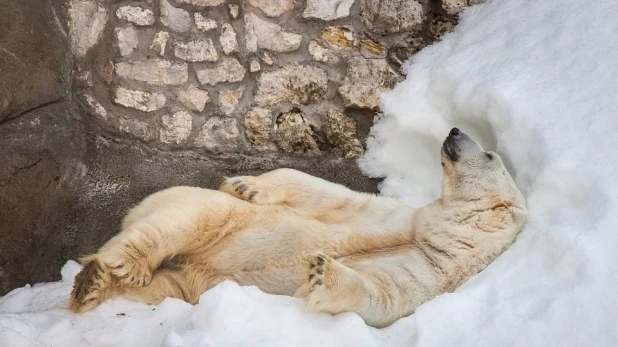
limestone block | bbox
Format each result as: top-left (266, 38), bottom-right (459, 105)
top-left (116, 6), bottom-right (155, 26)
top-left (160, 111), bottom-right (193, 144)
top-left (115, 59), bottom-right (188, 85)
top-left (196, 57), bottom-right (246, 86)
top-left (174, 39), bottom-right (219, 62)
top-left (113, 87), bottom-right (166, 112)
top-left (244, 13), bottom-right (302, 53)
top-left (255, 65), bottom-right (328, 107)
top-left (194, 117), bottom-right (239, 153)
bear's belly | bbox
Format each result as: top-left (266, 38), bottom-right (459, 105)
top-left (204, 214), bottom-right (356, 294)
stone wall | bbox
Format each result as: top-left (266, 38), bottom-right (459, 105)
top-left (70, 0), bottom-right (472, 159)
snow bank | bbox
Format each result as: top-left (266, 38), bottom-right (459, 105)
top-left (2, 0), bottom-right (618, 345)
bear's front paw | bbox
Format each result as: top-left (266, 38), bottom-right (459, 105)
top-left (70, 260), bottom-right (111, 313)
top-left (99, 250), bottom-right (152, 287)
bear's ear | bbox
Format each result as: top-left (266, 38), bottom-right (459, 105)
top-left (510, 206), bottom-right (528, 225)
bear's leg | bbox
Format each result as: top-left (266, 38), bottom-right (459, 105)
top-left (71, 263), bottom-right (222, 312)
top-left (220, 168), bottom-right (367, 216)
top-left (294, 253), bottom-right (402, 328)
top-left (91, 214), bottom-right (200, 289)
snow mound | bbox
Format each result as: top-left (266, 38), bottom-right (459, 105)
top-left (2, 0), bottom-right (618, 345)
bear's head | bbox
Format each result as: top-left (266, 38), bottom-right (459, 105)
top-left (440, 128), bottom-right (526, 215)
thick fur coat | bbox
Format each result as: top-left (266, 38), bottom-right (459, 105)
top-left (70, 129), bottom-right (527, 328)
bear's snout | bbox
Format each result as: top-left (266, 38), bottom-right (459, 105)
top-left (449, 127), bottom-right (460, 137)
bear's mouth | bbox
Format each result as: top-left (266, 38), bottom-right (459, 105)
top-left (442, 139), bottom-right (459, 161)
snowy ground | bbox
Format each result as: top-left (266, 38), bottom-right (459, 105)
top-left (2, 0), bottom-right (618, 345)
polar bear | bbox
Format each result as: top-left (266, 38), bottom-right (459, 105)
top-left (70, 128), bottom-right (527, 328)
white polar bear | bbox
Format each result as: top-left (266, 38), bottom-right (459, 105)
top-left (70, 128), bottom-right (527, 328)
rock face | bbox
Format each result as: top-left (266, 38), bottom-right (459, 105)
top-left (160, 0), bottom-right (192, 32)
top-left (247, 0), bottom-right (295, 17)
top-left (176, 86), bottom-right (211, 112)
top-left (360, 0), bottom-right (426, 34)
top-left (115, 26), bottom-right (138, 57)
top-left (303, 0), bottom-right (355, 20)
top-left (160, 111), bottom-right (193, 144)
top-left (442, 0), bottom-right (469, 15)
top-left (174, 39), bottom-right (219, 62)
top-left (195, 117), bottom-right (239, 153)
top-left (323, 110), bottom-right (364, 158)
top-left (116, 6), bottom-right (155, 26)
top-left (0, 0), bottom-right (85, 295)
top-left (244, 108), bottom-right (273, 151)
top-left (195, 13), bottom-right (217, 31)
top-left (219, 23), bottom-right (239, 55)
top-left (275, 110), bottom-right (321, 157)
top-left (176, 0), bottom-right (226, 7)
top-left (113, 87), bottom-right (166, 112)
top-left (338, 57), bottom-right (402, 110)
top-left (150, 31), bottom-right (171, 56)
top-left (118, 118), bottom-right (154, 141)
top-left (245, 13), bottom-right (303, 53)
top-left (68, 0), bottom-right (108, 57)
top-left (196, 57), bottom-right (246, 86)
top-left (219, 87), bottom-right (245, 115)
top-left (115, 59), bottom-right (188, 85)
top-left (255, 65), bottom-right (328, 107)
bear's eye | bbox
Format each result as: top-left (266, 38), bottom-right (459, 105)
top-left (485, 152), bottom-right (494, 160)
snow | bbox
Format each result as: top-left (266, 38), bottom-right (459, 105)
top-left (2, 0), bottom-right (618, 345)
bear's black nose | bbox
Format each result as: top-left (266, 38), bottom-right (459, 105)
top-left (449, 127), bottom-right (460, 136)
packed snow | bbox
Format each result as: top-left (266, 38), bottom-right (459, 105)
top-left (2, 0), bottom-right (618, 345)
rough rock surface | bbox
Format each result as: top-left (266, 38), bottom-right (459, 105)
top-left (429, 14), bottom-right (458, 42)
top-left (275, 110), bottom-right (321, 157)
top-left (68, 0), bottom-right (108, 57)
top-left (82, 94), bottom-right (109, 120)
top-left (360, 0), bottom-right (426, 35)
top-left (0, 0), bottom-right (85, 294)
top-left (228, 4), bottom-right (240, 19)
top-left (442, 0), bottom-right (468, 15)
top-left (176, 0), bottom-right (226, 7)
top-left (249, 58), bottom-right (261, 72)
top-left (303, 0), bottom-right (355, 20)
top-left (195, 117), bottom-right (239, 153)
top-left (174, 39), bottom-right (219, 62)
top-left (118, 118), bottom-right (154, 141)
top-left (321, 26), bottom-right (355, 49)
top-left (255, 65), bottom-right (328, 107)
top-left (113, 87), bottom-right (166, 112)
top-left (219, 23), bottom-right (239, 54)
top-left (323, 109), bottom-right (364, 158)
top-left (338, 57), bottom-right (402, 109)
top-left (247, 0), bottom-right (295, 17)
top-left (194, 13), bottom-right (217, 31)
top-left (160, 111), bottom-right (193, 144)
top-left (219, 87), bottom-right (244, 115)
top-left (176, 86), bottom-right (211, 112)
top-left (245, 13), bottom-right (303, 53)
top-left (150, 31), bottom-right (170, 56)
top-left (115, 25), bottom-right (138, 57)
top-left (308, 40), bottom-right (340, 63)
top-left (116, 6), bottom-right (155, 26)
top-left (244, 107), bottom-right (273, 151)
top-left (196, 57), bottom-right (246, 85)
top-left (160, 0), bottom-right (192, 33)
top-left (115, 59), bottom-right (189, 85)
